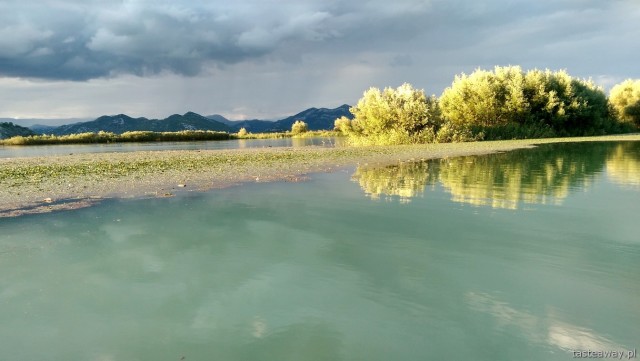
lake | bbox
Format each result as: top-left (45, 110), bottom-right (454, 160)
top-left (1, 141), bottom-right (638, 360)
top-left (0, 137), bottom-right (344, 158)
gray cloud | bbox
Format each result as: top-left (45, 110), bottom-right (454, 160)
top-left (0, 0), bottom-right (639, 120)
top-left (0, 0), bottom-right (435, 80)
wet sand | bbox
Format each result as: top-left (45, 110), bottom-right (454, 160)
top-left (2, 135), bottom-right (639, 217)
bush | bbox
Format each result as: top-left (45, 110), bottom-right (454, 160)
top-left (435, 123), bottom-right (481, 143)
top-left (334, 116), bottom-right (352, 134)
top-left (439, 66), bottom-right (618, 139)
top-left (237, 127), bottom-right (248, 137)
top-left (342, 83), bottom-right (442, 145)
top-left (291, 120), bottom-right (309, 134)
top-left (609, 79), bottom-right (640, 127)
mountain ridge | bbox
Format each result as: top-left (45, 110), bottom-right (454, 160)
top-left (206, 104), bottom-right (352, 133)
top-left (47, 112), bottom-right (230, 135)
top-left (31, 105), bottom-right (353, 135)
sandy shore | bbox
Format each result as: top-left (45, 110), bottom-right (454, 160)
top-left (2, 134), bottom-right (639, 217)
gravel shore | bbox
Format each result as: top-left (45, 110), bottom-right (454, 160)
top-left (2, 134), bottom-right (639, 217)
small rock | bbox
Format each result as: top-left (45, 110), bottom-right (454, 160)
top-left (178, 183), bottom-right (186, 188)
top-left (43, 197), bottom-right (53, 203)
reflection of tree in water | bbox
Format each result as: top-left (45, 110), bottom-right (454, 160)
top-left (437, 143), bottom-right (608, 209)
top-left (351, 161), bottom-right (436, 203)
top-left (353, 142), bottom-right (636, 209)
top-left (605, 142), bottom-right (640, 188)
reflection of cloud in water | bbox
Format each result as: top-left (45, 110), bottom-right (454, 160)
top-left (547, 323), bottom-right (620, 352)
top-left (252, 316), bottom-right (267, 338)
top-left (466, 292), bottom-right (630, 353)
top-left (92, 355), bottom-right (116, 361)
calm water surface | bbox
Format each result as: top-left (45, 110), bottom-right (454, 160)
top-left (1, 141), bottom-right (639, 360)
top-left (0, 137), bottom-right (343, 158)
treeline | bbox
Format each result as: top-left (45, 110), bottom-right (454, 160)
top-left (0, 130), bottom-right (231, 145)
top-left (336, 66), bottom-right (640, 145)
top-left (0, 128), bottom-right (340, 146)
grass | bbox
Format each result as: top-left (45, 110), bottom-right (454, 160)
top-left (0, 130), bottom-right (231, 145)
top-left (0, 129), bottom-right (342, 146)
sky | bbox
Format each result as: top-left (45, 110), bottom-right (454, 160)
top-left (0, 0), bottom-right (639, 125)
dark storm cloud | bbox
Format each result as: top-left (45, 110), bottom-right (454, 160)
top-left (2, 0), bottom-right (636, 81)
top-left (1, 0), bottom-right (638, 120)
top-left (0, 0), bottom-right (434, 80)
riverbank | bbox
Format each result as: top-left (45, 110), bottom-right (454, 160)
top-left (2, 134), bottom-right (639, 217)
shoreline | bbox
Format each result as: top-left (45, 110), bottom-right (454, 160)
top-left (2, 134), bottom-right (639, 218)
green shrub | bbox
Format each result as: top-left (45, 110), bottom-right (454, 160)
top-left (334, 116), bottom-right (352, 134)
top-left (344, 83), bottom-right (442, 145)
top-left (291, 120), bottom-right (309, 134)
top-left (440, 66), bottom-right (618, 139)
top-left (435, 123), bottom-right (481, 143)
top-left (610, 79), bottom-right (640, 127)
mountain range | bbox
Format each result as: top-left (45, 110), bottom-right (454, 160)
top-left (27, 105), bottom-right (352, 136)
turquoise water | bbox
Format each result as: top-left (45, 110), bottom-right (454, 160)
top-left (1, 141), bottom-right (638, 360)
top-left (0, 137), bottom-right (343, 158)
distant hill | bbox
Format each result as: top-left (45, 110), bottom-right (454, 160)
top-left (0, 122), bottom-right (36, 139)
top-left (29, 124), bottom-right (60, 134)
top-left (271, 104), bottom-right (352, 131)
top-left (207, 104), bottom-right (353, 133)
top-left (49, 112), bottom-right (230, 135)
top-left (30, 105), bottom-right (353, 135)
top-left (0, 117), bottom-right (91, 128)
top-left (205, 114), bottom-right (235, 126)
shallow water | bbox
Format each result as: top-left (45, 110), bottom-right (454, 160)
top-left (0, 136), bottom-right (344, 158)
top-left (1, 141), bottom-right (638, 360)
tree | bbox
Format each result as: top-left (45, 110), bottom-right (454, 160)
top-left (439, 66), bottom-right (616, 139)
top-left (610, 79), bottom-right (640, 127)
top-left (343, 83), bottom-right (442, 145)
top-left (237, 127), bottom-right (248, 136)
top-left (439, 66), bottom-right (527, 128)
top-left (291, 120), bottom-right (308, 134)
